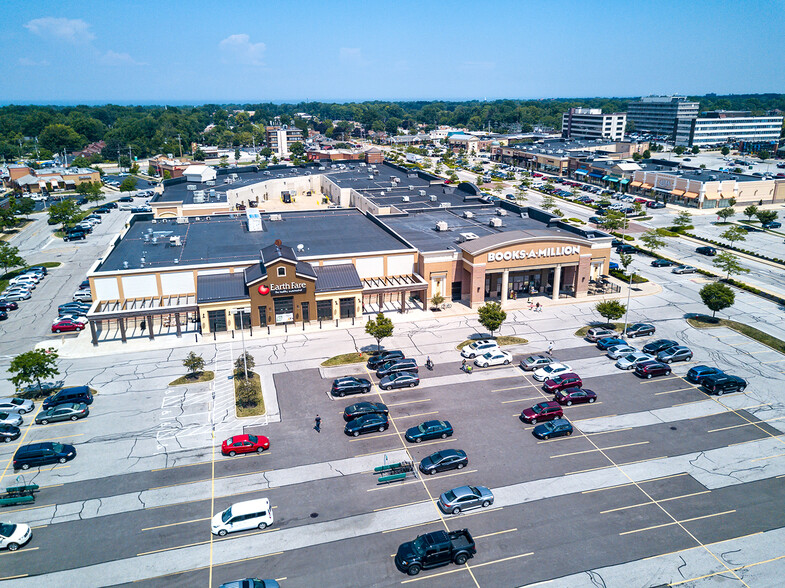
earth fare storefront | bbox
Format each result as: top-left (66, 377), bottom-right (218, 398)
top-left (458, 231), bottom-right (611, 306)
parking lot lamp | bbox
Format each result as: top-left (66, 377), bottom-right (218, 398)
top-left (622, 269), bottom-right (634, 335)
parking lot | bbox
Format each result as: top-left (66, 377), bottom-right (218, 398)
top-left (3, 304), bottom-right (784, 587)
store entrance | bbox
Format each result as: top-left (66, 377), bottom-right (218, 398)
top-left (273, 296), bottom-right (294, 324)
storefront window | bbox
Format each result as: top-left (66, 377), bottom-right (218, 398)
top-left (316, 300), bottom-right (333, 320)
top-left (273, 296), bottom-right (294, 324)
top-left (207, 310), bottom-right (227, 332)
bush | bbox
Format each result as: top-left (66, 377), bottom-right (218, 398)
top-left (609, 269), bottom-right (648, 283)
top-left (623, 235), bottom-right (634, 241)
top-left (236, 378), bottom-right (258, 408)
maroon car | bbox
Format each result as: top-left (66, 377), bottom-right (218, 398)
top-left (543, 373), bottom-right (582, 393)
top-left (554, 387), bottom-right (597, 406)
top-left (51, 319), bottom-right (85, 333)
top-left (520, 401), bottom-right (563, 424)
top-left (634, 361), bottom-right (672, 379)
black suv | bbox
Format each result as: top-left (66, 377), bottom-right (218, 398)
top-left (642, 339), bottom-right (678, 354)
top-left (696, 246), bottom-right (717, 256)
top-left (42, 386), bottom-right (93, 409)
top-left (376, 359), bottom-right (418, 378)
top-left (616, 244), bottom-right (638, 254)
top-left (367, 350), bottom-right (404, 370)
top-left (13, 442), bottom-right (77, 470)
top-left (63, 230), bottom-right (87, 241)
top-left (331, 377), bottom-right (372, 397)
top-left (625, 323), bottom-right (655, 337)
top-left (701, 374), bottom-right (747, 396)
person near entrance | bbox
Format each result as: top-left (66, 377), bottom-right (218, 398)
top-left (547, 341), bottom-right (554, 355)
top-left (314, 414), bottom-right (321, 433)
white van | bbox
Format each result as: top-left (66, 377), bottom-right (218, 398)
top-left (211, 498), bottom-right (273, 536)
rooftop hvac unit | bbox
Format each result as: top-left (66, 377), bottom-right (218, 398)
top-left (194, 190), bottom-right (205, 197)
top-left (187, 184), bottom-right (197, 191)
top-left (402, 195), bottom-right (410, 202)
top-left (435, 221), bottom-right (449, 232)
top-left (419, 190), bottom-right (427, 196)
top-left (387, 187), bottom-right (392, 192)
top-left (440, 202), bottom-right (452, 208)
top-left (209, 189), bottom-right (216, 197)
top-left (370, 165), bottom-right (377, 169)
top-left (269, 214), bottom-right (282, 221)
top-left (169, 236), bottom-right (182, 246)
top-left (409, 185), bottom-right (415, 191)
top-left (206, 180), bottom-right (215, 186)
top-left (368, 175), bottom-right (374, 179)
top-left (176, 217), bottom-right (189, 224)
top-left (359, 162), bottom-right (366, 167)
top-left (489, 217), bottom-right (503, 227)
top-left (193, 196), bottom-right (205, 203)
top-left (429, 194), bottom-right (437, 202)
top-left (463, 211), bottom-right (474, 219)
top-left (459, 232), bottom-right (480, 242)
top-left (497, 209), bottom-right (508, 216)
top-left (390, 176), bottom-right (397, 181)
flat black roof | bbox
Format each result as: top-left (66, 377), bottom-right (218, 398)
top-left (96, 208), bottom-right (413, 272)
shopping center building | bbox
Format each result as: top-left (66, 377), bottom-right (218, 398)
top-left (85, 161), bottom-right (614, 344)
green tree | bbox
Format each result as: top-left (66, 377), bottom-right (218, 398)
top-left (38, 124), bottom-right (86, 152)
top-left (540, 194), bottom-right (555, 210)
top-left (757, 150), bottom-right (770, 161)
top-left (163, 170), bottom-right (172, 180)
top-left (713, 251), bottom-right (749, 280)
top-left (743, 205), bottom-right (758, 221)
top-left (48, 198), bottom-right (81, 227)
top-left (691, 145), bottom-right (700, 154)
top-left (234, 147), bottom-right (241, 161)
top-left (595, 300), bottom-right (626, 322)
top-left (430, 293), bottom-right (445, 308)
top-left (673, 211), bottom-right (693, 228)
top-left (234, 351), bottom-right (256, 380)
top-left (193, 148), bottom-right (206, 161)
top-left (289, 142), bottom-right (305, 158)
top-left (119, 177), bottom-right (137, 192)
top-left (183, 351), bottom-right (205, 378)
top-left (674, 146), bottom-right (686, 155)
top-left (261, 146), bottom-right (273, 158)
top-left (552, 208), bottom-right (563, 217)
top-left (0, 242), bottom-right (25, 275)
top-left (603, 210), bottom-right (628, 233)
top-left (8, 348), bottom-right (59, 391)
top-left (716, 207), bottom-right (735, 222)
top-left (147, 165), bottom-right (156, 176)
top-left (13, 197), bottom-right (35, 219)
top-left (699, 282), bottom-right (735, 317)
top-left (236, 378), bottom-right (257, 408)
top-left (639, 229), bottom-right (666, 252)
top-left (632, 152), bottom-right (642, 161)
top-left (755, 210), bottom-right (778, 225)
top-left (477, 302), bottom-right (507, 337)
top-left (720, 226), bottom-right (747, 248)
top-left (721, 146), bottom-right (730, 156)
top-left (619, 252), bottom-right (633, 273)
top-left (130, 163), bottom-right (140, 174)
top-left (219, 155), bottom-right (229, 168)
top-left (642, 149), bottom-right (651, 159)
top-left (365, 312), bottom-right (394, 351)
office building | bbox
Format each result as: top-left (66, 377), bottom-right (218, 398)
top-left (627, 96), bottom-right (699, 140)
top-left (681, 111), bottom-right (783, 148)
top-left (561, 108), bottom-right (626, 141)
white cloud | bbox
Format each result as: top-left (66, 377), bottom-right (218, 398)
top-left (219, 34), bottom-right (265, 66)
top-left (18, 57), bottom-right (50, 67)
top-left (339, 47), bottom-right (368, 67)
top-left (24, 17), bottom-right (95, 44)
top-left (99, 50), bottom-right (145, 67)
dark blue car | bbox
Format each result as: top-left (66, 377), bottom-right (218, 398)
top-left (532, 418), bottom-right (574, 440)
top-left (596, 336), bottom-right (627, 350)
top-left (686, 365), bottom-right (724, 385)
top-left (405, 420), bottom-right (453, 443)
top-left (344, 413), bottom-right (389, 437)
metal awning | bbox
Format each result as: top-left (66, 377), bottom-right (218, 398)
top-left (606, 176), bottom-right (620, 183)
top-left (671, 189), bottom-right (685, 196)
top-left (630, 181), bottom-right (642, 187)
top-left (683, 192), bottom-right (698, 199)
top-left (704, 193), bottom-right (721, 200)
top-left (619, 178), bottom-right (630, 184)
top-left (588, 172), bottom-right (603, 178)
top-left (574, 169), bottom-right (588, 176)
top-left (362, 274), bottom-right (427, 294)
top-left (641, 183), bottom-right (653, 190)
top-left (89, 294), bottom-right (198, 320)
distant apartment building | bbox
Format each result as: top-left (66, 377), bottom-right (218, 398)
top-left (678, 111), bottom-right (784, 149)
top-left (627, 96), bottom-right (699, 139)
top-left (3, 164), bottom-right (100, 193)
top-left (561, 108), bottom-right (626, 141)
top-left (266, 125), bottom-right (304, 158)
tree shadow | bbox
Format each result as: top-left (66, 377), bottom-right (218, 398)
top-left (684, 312), bottom-right (720, 325)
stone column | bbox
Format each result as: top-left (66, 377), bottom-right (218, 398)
top-left (89, 320), bottom-right (98, 347)
top-left (399, 291), bottom-right (406, 314)
top-left (552, 265), bottom-right (561, 301)
top-left (175, 312), bottom-right (182, 337)
top-left (118, 318), bottom-right (127, 343)
top-left (500, 269), bottom-right (510, 307)
top-left (147, 315), bottom-right (155, 340)
top-left (469, 264), bottom-right (486, 308)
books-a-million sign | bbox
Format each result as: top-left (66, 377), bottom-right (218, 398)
top-left (487, 246), bottom-right (580, 262)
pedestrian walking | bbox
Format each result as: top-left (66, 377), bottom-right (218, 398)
top-left (535, 302), bottom-right (541, 312)
top-left (314, 414), bottom-right (321, 433)
top-left (426, 357), bottom-right (433, 370)
top-left (461, 358), bottom-right (467, 371)
top-left (528, 300), bottom-right (535, 311)
top-left (140, 319), bottom-right (146, 333)
top-left (547, 341), bottom-right (554, 355)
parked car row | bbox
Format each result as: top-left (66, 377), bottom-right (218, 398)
top-left (0, 266), bottom-right (49, 311)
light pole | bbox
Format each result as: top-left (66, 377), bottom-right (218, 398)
top-left (239, 310), bottom-right (248, 379)
top-left (622, 267), bottom-right (634, 336)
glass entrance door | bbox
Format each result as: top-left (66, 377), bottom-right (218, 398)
top-left (339, 297), bottom-right (355, 319)
top-left (273, 296), bottom-right (294, 324)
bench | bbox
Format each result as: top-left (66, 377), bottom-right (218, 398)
top-left (0, 495), bottom-right (35, 507)
top-left (5, 484), bottom-right (39, 495)
top-left (378, 473), bottom-right (407, 484)
top-left (374, 462), bottom-right (403, 473)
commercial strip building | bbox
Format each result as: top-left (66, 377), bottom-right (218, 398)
top-left (678, 111), bottom-right (783, 149)
top-left (84, 161), bottom-right (614, 344)
top-left (2, 164), bottom-right (100, 193)
top-left (627, 96), bottom-right (699, 138)
top-left (561, 108), bottom-right (626, 141)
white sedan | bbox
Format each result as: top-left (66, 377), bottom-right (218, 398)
top-left (606, 344), bottom-right (637, 360)
top-left (54, 315), bottom-right (88, 325)
top-left (615, 352), bottom-right (654, 370)
top-left (474, 350), bottom-right (513, 368)
top-left (533, 362), bottom-right (572, 382)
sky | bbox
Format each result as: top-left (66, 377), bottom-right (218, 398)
top-left (1, 0), bottom-right (783, 105)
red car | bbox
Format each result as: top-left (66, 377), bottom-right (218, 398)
top-left (633, 198), bottom-right (649, 204)
top-left (221, 434), bottom-right (270, 456)
top-left (532, 172), bottom-right (543, 178)
top-left (51, 319), bottom-right (85, 333)
top-left (634, 361), bottom-right (672, 379)
top-left (555, 387), bottom-right (597, 406)
top-left (520, 401), bottom-right (563, 424)
top-left (543, 373), bottom-right (582, 393)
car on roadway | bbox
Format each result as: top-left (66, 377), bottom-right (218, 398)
top-left (379, 372), bottom-right (420, 390)
top-left (616, 244), bottom-right (638, 254)
top-left (585, 327), bottom-right (616, 342)
top-left (343, 402), bottom-right (388, 421)
top-left (460, 339), bottom-right (499, 358)
top-left (520, 355), bottom-right (554, 371)
top-left (532, 418), bottom-right (574, 440)
top-left (219, 580), bottom-right (280, 588)
top-left (696, 246), bottom-right (717, 256)
top-left (58, 302), bottom-right (90, 314)
top-left (419, 449), bottom-right (468, 475)
top-left (701, 374), bottom-right (747, 395)
top-left (376, 358), bottom-right (418, 378)
top-left (405, 420), bottom-right (453, 443)
top-left (0, 522), bottom-right (32, 552)
top-left (221, 434), bottom-right (270, 456)
top-left (520, 401), bottom-right (563, 424)
top-left (647, 201), bottom-right (666, 209)
top-left (596, 336), bottom-right (627, 350)
top-left (532, 362), bottom-right (572, 382)
top-left (367, 350), bottom-right (404, 369)
top-left (51, 318), bottom-right (86, 333)
top-left (63, 230), bottom-right (87, 241)
top-left (651, 258), bottom-right (673, 267)
top-left (657, 345), bottom-right (693, 363)
top-left (615, 352), bottom-right (655, 370)
top-left (634, 361), bottom-right (672, 379)
top-left (625, 323), bottom-right (656, 338)
top-left (56, 314), bottom-right (88, 325)
top-left (35, 403), bottom-right (89, 425)
top-left (0, 424), bottom-right (22, 443)
top-left (642, 339), bottom-right (679, 355)
top-left (543, 373), bottom-right (583, 393)
top-left (554, 387), bottom-right (597, 406)
top-left (762, 221), bottom-right (782, 229)
top-left (686, 365), bottom-right (725, 384)
top-left (437, 485), bottom-right (494, 514)
top-left (672, 265), bottom-right (697, 274)
top-left (606, 344), bottom-right (637, 359)
top-left (0, 397), bottom-right (35, 414)
top-left (211, 498), bottom-right (273, 536)
top-left (330, 376), bottom-right (371, 397)
top-left (344, 413), bottom-right (389, 436)
top-left (474, 349), bottom-right (512, 367)
top-left (13, 441), bottom-right (76, 470)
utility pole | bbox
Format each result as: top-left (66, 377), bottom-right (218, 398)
top-left (176, 134), bottom-right (183, 158)
top-left (117, 149), bottom-right (121, 173)
top-left (622, 267), bottom-right (634, 336)
top-left (128, 146), bottom-right (133, 170)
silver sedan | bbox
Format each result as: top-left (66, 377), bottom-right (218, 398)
top-left (437, 485), bottom-right (494, 514)
top-left (0, 412), bottom-right (23, 427)
top-left (0, 398), bottom-right (35, 414)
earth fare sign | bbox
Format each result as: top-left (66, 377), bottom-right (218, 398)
top-left (258, 282), bottom-right (308, 295)
top-left (487, 245), bottom-right (580, 262)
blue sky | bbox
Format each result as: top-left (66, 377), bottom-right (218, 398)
top-left (2, 0), bottom-right (783, 104)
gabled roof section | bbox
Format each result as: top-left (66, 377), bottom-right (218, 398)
top-left (197, 273), bottom-right (249, 304)
top-left (296, 261), bottom-right (317, 280)
top-left (244, 263), bottom-right (267, 286)
top-left (260, 243), bottom-right (298, 266)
